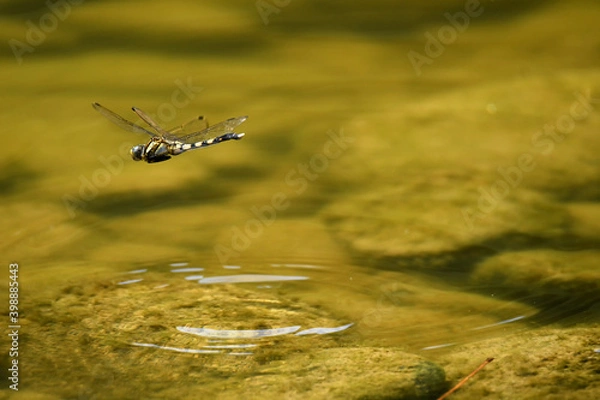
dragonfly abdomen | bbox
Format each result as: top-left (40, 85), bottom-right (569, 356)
top-left (183, 132), bottom-right (245, 152)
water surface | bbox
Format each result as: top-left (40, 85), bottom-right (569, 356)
top-left (1, 1), bottom-right (599, 399)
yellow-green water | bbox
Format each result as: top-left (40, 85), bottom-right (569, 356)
top-left (1, 1), bottom-right (600, 399)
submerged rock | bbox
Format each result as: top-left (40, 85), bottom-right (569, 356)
top-left (438, 325), bottom-right (600, 399)
top-left (321, 75), bottom-right (600, 268)
top-left (236, 347), bottom-right (448, 399)
top-left (471, 249), bottom-right (600, 322)
top-left (21, 274), bottom-right (447, 399)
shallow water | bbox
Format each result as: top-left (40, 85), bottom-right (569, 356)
top-left (1, 1), bottom-right (600, 399)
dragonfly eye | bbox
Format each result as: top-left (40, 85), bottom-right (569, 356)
top-left (130, 145), bottom-right (144, 161)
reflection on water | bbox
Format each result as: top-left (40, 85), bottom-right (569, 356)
top-left (198, 274), bottom-right (309, 284)
top-left (178, 325), bottom-right (302, 339)
top-left (170, 267), bottom-right (204, 273)
top-left (470, 315), bottom-right (526, 331)
top-left (116, 278), bottom-right (143, 286)
top-left (2, 0), bottom-right (600, 398)
top-left (114, 262), bottom-right (354, 356)
top-left (131, 342), bottom-right (226, 355)
top-left (93, 260), bottom-right (540, 354)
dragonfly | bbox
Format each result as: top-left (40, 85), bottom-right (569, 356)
top-left (92, 102), bottom-right (247, 163)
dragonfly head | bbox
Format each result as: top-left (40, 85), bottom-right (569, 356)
top-left (130, 145), bottom-right (144, 161)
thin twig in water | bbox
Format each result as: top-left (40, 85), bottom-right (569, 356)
top-left (437, 357), bottom-right (494, 400)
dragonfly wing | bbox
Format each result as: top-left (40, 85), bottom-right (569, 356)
top-left (93, 103), bottom-right (155, 137)
top-left (165, 116), bottom-right (208, 139)
top-left (132, 107), bottom-right (171, 137)
top-left (176, 116), bottom-right (248, 144)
